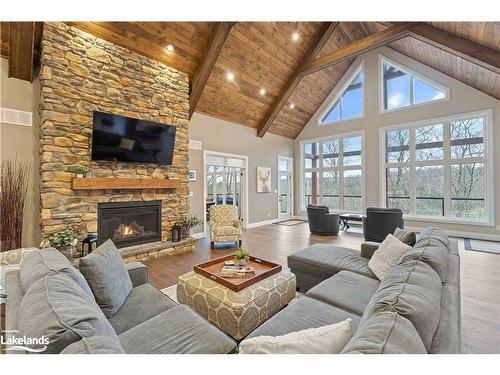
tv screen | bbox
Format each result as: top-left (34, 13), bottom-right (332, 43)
top-left (91, 111), bottom-right (176, 165)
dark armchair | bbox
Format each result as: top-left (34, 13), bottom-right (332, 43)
top-left (306, 205), bottom-right (340, 235)
top-left (362, 207), bottom-right (404, 242)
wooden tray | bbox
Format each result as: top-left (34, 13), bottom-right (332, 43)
top-left (194, 255), bottom-right (282, 292)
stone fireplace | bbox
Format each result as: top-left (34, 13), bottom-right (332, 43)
top-left (98, 201), bottom-right (161, 248)
top-left (38, 22), bottom-right (195, 260)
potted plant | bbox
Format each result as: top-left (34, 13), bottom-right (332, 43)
top-left (75, 166), bottom-right (87, 178)
top-left (40, 226), bottom-right (81, 261)
top-left (234, 248), bottom-right (250, 267)
top-left (175, 215), bottom-right (202, 239)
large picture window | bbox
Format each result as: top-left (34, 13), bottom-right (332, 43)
top-left (319, 65), bottom-right (364, 125)
top-left (380, 56), bottom-right (449, 112)
top-left (303, 133), bottom-right (363, 212)
top-left (382, 111), bottom-right (492, 223)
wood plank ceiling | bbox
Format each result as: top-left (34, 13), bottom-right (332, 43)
top-left (1, 21), bottom-right (498, 138)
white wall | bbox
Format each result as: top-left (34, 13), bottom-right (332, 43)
top-left (189, 113), bottom-right (294, 234)
top-left (295, 47), bottom-right (500, 240)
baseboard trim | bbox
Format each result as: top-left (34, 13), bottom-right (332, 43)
top-left (405, 226), bottom-right (500, 242)
top-left (245, 219), bottom-right (279, 229)
top-left (191, 232), bottom-right (206, 239)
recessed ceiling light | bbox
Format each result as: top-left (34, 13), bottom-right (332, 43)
top-left (289, 103), bottom-right (295, 109)
top-left (166, 44), bottom-right (174, 52)
top-left (226, 71), bottom-right (235, 81)
top-left (291, 32), bottom-right (300, 42)
top-left (260, 88), bottom-right (266, 96)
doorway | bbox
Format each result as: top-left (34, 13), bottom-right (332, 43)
top-left (277, 156), bottom-right (293, 220)
top-left (203, 151), bottom-right (248, 234)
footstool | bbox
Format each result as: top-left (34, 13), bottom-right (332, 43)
top-left (177, 270), bottom-right (296, 340)
top-left (287, 244), bottom-right (376, 291)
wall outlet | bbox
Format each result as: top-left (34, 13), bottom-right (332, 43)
top-left (496, 225), bottom-right (500, 231)
top-left (267, 212), bottom-right (271, 218)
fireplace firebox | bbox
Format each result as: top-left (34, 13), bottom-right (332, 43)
top-left (97, 201), bottom-right (161, 248)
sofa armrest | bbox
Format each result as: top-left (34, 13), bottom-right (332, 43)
top-left (360, 241), bottom-right (380, 260)
top-left (126, 262), bottom-right (149, 287)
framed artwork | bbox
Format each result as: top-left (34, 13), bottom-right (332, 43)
top-left (257, 166), bottom-right (271, 193)
top-left (189, 170), bottom-right (197, 182)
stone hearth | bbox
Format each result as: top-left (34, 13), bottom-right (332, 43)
top-left (38, 22), bottom-right (191, 252)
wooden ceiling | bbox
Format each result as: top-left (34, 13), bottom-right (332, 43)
top-left (1, 21), bottom-right (498, 138)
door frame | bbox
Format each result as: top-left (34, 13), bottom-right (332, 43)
top-left (277, 156), bottom-right (294, 220)
top-left (203, 150), bottom-right (249, 235)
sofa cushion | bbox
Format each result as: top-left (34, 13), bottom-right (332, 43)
top-left (246, 296), bottom-right (361, 339)
top-left (415, 227), bottom-right (449, 247)
top-left (363, 260), bottom-right (442, 350)
top-left (61, 336), bottom-right (125, 354)
top-left (79, 239), bottom-right (132, 318)
top-left (20, 248), bottom-right (93, 298)
top-left (118, 305), bottom-right (237, 354)
top-left (288, 244), bottom-right (376, 280)
top-left (393, 227), bottom-right (416, 247)
top-left (239, 319), bottom-right (353, 354)
top-left (341, 311), bottom-right (427, 354)
top-left (19, 273), bottom-right (119, 353)
top-left (398, 245), bottom-right (448, 282)
top-left (109, 283), bottom-right (177, 335)
top-left (306, 271), bottom-right (380, 316)
top-left (368, 234), bottom-right (411, 280)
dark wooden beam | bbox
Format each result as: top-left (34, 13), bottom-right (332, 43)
top-left (409, 24), bottom-right (500, 75)
top-left (257, 22), bottom-right (339, 138)
top-left (8, 22), bottom-right (43, 82)
top-left (298, 22), bottom-right (417, 76)
top-left (189, 22), bottom-right (234, 118)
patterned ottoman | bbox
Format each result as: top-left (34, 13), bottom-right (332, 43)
top-left (177, 270), bottom-right (296, 340)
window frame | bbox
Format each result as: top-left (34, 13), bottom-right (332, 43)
top-left (300, 130), bottom-right (365, 213)
top-left (318, 62), bottom-right (365, 126)
top-left (378, 55), bottom-right (450, 114)
top-left (379, 109), bottom-right (494, 226)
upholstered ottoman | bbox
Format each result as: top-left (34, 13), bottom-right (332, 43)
top-left (177, 270), bottom-right (296, 340)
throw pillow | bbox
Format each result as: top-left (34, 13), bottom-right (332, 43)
top-left (368, 234), bottom-right (411, 280)
top-left (79, 239), bottom-right (132, 318)
top-left (238, 319), bottom-right (352, 354)
top-left (393, 227), bottom-right (416, 247)
top-left (19, 248), bottom-right (94, 298)
top-left (18, 273), bottom-right (119, 353)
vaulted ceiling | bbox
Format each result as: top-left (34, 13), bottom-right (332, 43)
top-left (1, 21), bottom-right (499, 139)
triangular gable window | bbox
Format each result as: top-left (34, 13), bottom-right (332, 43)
top-left (381, 57), bottom-right (448, 111)
top-left (320, 65), bottom-right (364, 125)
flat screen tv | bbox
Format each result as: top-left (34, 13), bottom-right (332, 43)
top-left (91, 111), bottom-right (176, 165)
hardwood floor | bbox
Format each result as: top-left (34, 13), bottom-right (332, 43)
top-left (143, 223), bottom-right (500, 354)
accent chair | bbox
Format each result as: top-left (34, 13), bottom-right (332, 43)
top-left (209, 204), bottom-right (242, 249)
top-left (362, 207), bottom-right (404, 242)
top-left (306, 205), bottom-right (340, 235)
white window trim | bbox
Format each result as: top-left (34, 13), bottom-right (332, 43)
top-left (379, 109), bottom-right (494, 226)
top-left (378, 55), bottom-right (450, 114)
top-left (299, 130), bottom-right (365, 213)
top-left (318, 61), bottom-right (365, 126)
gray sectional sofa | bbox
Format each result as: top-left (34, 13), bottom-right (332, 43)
top-left (5, 247), bottom-right (237, 354)
top-left (247, 227), bottom-right (460, 354)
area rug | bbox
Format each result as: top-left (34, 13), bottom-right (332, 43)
top-left (274, 219), bottom-right (308, 226)
top-left (463, 238), bottom-right (500, 255)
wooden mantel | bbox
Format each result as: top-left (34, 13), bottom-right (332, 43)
top-left (71, 178), bottom-right (181, 190)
